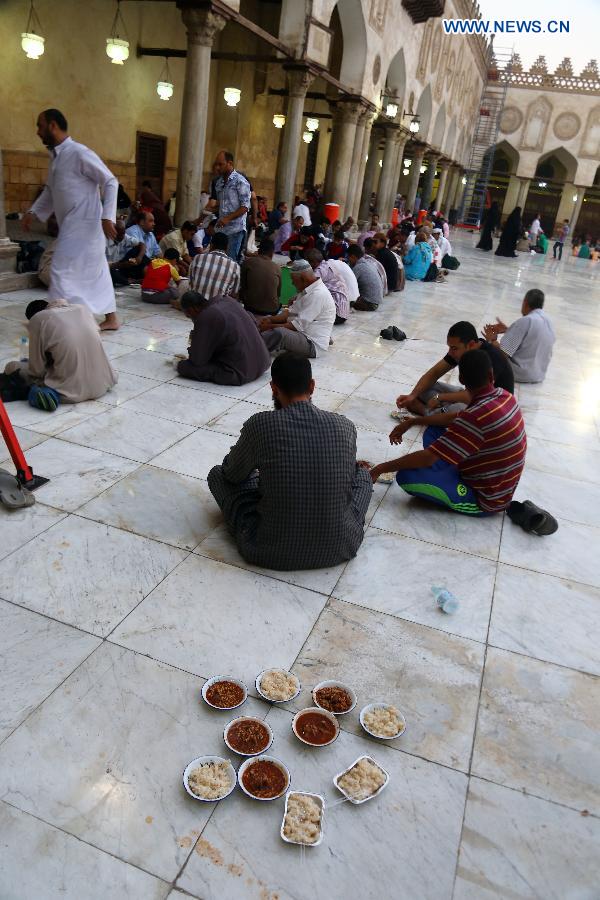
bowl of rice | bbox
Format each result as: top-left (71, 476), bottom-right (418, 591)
top-left (359, 702), bottom-right (406, 740)
top-left (280, 791), bottom-right (325, 846)
top-left (183, 755), bottom-right (237, 802)
top-left (255, 669), bottom-right (301, 703)
top-left (334, 755), bottom-right (389, 804)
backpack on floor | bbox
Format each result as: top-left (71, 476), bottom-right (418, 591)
top-left (442, 254), bottom-right (460, 270)
top-left (423, 262), bottom-right (438, 282)
top-left (16, 241), bottom-right (44, 274)
top-left (0, 370), bottom-right (30, 402)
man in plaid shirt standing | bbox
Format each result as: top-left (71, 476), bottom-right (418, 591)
top-left (208, 354), bottom-right (372, 570)
top-left (188, 232), bottom-right (240, 299)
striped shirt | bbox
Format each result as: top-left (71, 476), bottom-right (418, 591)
top-left (189, 249), bottom-right (240, 299)
top-left (428, 386), bottom-right (527, 512)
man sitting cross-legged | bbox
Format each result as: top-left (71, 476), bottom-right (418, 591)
top-left (395, 320), bottom-right (514, 420)
top-left (482, 288), bottom-right (555, 384)
top-left (177, 291), bottom-right (270, 386)
top-left (370, 349), bottom-right (526, 516)
top-left (208, 353), bottom-right (373, 569)
top-left (259, 258), bottom-right (336, 358)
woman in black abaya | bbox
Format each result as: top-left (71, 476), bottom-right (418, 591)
top-left (476, 201), bottom-right (501, 251)
top-left (495, 206), bottom-right (522, 257)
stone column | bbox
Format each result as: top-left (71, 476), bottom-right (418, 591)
top-left (0, 150), bottom-right (20, 286)
top-left (275, 67), bottom-right (314, 210)
top-left (350, 111), bottom-right (376, 220)
top-left (420, 152), bottom-right (441, 211)
top-left (345, 108), bottom-right (372, 221)
top-left (445, 166), bottom-right (459, 211)
top-left (554, 181), bottom-right (576, 227)
top-left (515, 177), bottom-right (531, 212)
top-left (323, 100), bottom-right (362, 220)
top-left (358, 126), bottom-right (382, 221)
top-left (451, 169), bottom-right (465, 212)
top-left (569, 188), bottom-right (586, 235)
top-left (376, 126), bottom-right (403, 225)
top-left (175, 7), bottom-right (226, 224)
top-left (502, 174), bottom-right (521, 218)
top-left (434, 162), bottom-right (450, 212)
top-left (405, 145), bottom-right (426, 214)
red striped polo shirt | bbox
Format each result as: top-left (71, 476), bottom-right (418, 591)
top-left (428, 386), bottom-right (527, 512)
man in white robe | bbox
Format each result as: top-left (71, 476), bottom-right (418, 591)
top-left (23, 109), bottom-right (120, 331)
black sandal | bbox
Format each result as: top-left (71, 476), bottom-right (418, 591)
top-left (507, 500), bottom-right (558, 536)
top-left (392, 327), bottom-right (407, 341)
top-left (380, 326), bottom-right (394, 340)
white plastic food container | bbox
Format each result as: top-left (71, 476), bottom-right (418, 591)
top-left (237, 755), bottom-right (291, 801)
top-left (182, 755), bottom-right (237, 802)
top-left (311, 680), bottom-right (357, 715)
top-left (255, 669), bottom-right (301, 703)
top-left (201, 675), bottom-right (247, 710)
top-left (333, 755), bottom-right (390, 805)
top-left (280, 790), bottom-right (325, 846)
top-left (223, 716), bottom-right (274, 757)
top-left (359, 702), bottom-right (407, 740)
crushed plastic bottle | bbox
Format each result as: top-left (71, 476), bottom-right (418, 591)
top-left (431, 585), bottom-right (459, 614)
top-left (20, 335), bottom-right (29, 362)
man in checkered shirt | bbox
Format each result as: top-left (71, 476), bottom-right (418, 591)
top-left (208, 354), bottom-right (373, 570)
top-left (188, 232), bottom-right (240, 299)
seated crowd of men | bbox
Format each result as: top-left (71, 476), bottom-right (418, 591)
top-left (4, 147), bottom-right (557, 570)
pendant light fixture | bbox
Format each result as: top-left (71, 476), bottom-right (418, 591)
top-left (21, 1), bottom-right (45, 59)
top-left (306, 117), bottom-right (319, 132)
top-left (106, 0), bottom-right (129, 65)
top-left (273, 114), bottom-right (286, 129)
top-left (224, 87), bottom-right (241, 107)
top-left (302, 131), bottom-right (313, 144)
top-left (157, 58), bottom-right (174, 101)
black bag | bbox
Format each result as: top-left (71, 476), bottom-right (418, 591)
top-left (423, 262), bottom-right (438, 282)
top-left (16, 241), bottom-right (44, 274)
top-left (0, 370), bottom-right (30, 402)
top-left (442, 254), bottom-right (460, 270)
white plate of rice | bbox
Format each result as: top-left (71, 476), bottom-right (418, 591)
top-left (183, 755), bottom-right (237, 802)
top-left (255, 668), bottom-right (301, 703)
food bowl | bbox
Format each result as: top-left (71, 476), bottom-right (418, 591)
top-left (255, 668), bottom-right (301, 704)
top-left (291, 707), bottom-right (340, 748)
top-left (359, 702), bottom-right (406, 740)
top-left (333, 755), bottom-right (390, 805)
top-left (312, 680), bottom-right (357, 715)
top-left (223, 716), bottom-right (273, 757)
top-left (238, 755), bottom-right (291, 801)
top-left (201, 675), bottom-right (247, 710)
top-left (183, 755), bottom-right (237, 802)
top-left (280, 790), bottom-right (325, 846)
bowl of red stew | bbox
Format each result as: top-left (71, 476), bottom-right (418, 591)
top-left (238, 755), bottom-right (291, 801)
top-left (292, 707), bottom-right (340, 747)
top-left (223, 716), bottom-right (273, 757)
top-left (201, 676), bottom-right (247, 710)
top-left (312, 680), bottom-right (357, 715)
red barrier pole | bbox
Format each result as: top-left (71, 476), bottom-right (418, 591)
top-left (0, 398), bottom-right (48, 490)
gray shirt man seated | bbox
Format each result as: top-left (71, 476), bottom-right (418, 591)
top-left (177, 291), bottom-right (270, 386)
top-left (483, 289), bottom-right (555, 383)
top-left (208, 353), bottom-right (373, 570)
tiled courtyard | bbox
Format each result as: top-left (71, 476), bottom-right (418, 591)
top-left (0, 233), bottom-right (599, 899)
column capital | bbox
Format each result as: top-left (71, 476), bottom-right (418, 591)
top-left (331, 98), bottom-right (364, 125)
top-left (181, 6), bottom-right (226, 45)
top-left (438, 159), bottom-right (451, 171)
top-left (284, 66), bottom-right (315, 98)
top-left (426, 150), bottom-right (442, 163)
top-left (409, 144), bottom-right (427, 161)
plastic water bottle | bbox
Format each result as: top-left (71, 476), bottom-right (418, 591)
top-left (431, 585), bottom-right (459, 614)
top-left (20, 335), bottom-right (29, 362)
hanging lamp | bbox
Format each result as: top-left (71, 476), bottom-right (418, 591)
top-left (273, 114), bottom-right (286, 129)
top-left (224, 87), bottom-right (241, 107)
top-left (306, 117), bottom-right (319, 132)
top-left (21, 1), bottom-right (45, 59)
top-left (106, 0), bottom-right (129, 65)
top-left (157, 58), bottom-right (174, 100)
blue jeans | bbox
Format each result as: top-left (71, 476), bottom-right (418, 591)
top-left (225, 230), bottom-right (245, 262)
top-left (395, 426), bottom-right (488, 516)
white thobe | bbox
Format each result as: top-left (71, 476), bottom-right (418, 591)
top-left (30, 137), bottom-right (118, 315)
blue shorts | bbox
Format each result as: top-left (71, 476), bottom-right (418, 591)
top-left (395, 426), bottom-right (487, 516)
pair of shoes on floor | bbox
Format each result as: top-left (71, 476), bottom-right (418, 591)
top-left (436, 274), bottom-right (447, 283)
top-left (380, 326), bottom-right (407, 341)
top-left (507, 500), bottom-right (558, 536)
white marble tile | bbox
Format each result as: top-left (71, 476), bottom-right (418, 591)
top-left (330, 329), bottom-right (398, 360)
top-left (100, 326), bottom-right (173, 350)
top-left (100, 339), bottom-right (141, 360)
top-left (60, 407), bottom-right (195, 463)
top-left (353, 374), bottom-right (407, 406)
top-left (10, 438), bottom-right (139, 512)
top-left (315, 348), bottom-right (382, 377)
top-left (354, 426), bottom-right (416, 466)
top-left (97, 371), bottom-right (162, 406)
top-left (0, 643), bottom-right (264, 882)
top-left (79, 465), bottom-right (222, 550)
top-left (195, 522), bottom-right (347, 595)
top-left (150, 428), bottom-right (235, 480)
top-left (522, 409), bottom-right (599, 449)
top-left (499, 515), bottom-right (600, 588)
top-left (249, 382), bottom-right (345, 411)
top-left (4, 399), bottom-right (108, 436)
top-left (0, 516), bottom-right (186, 636)
top-left (120, 382), bottom-right (236, 428)
top-left (0, 503), bottom-right (66, 561)
top-left (514, 466), bottom-right (600, 529)
top-left (0, 803), bottom-right (170, 900)
top-left (205, 400), bottom-right (271, 437)
top-left (334, 528), bottom-right (496, 642)
top-left (169, 373), bottom-right (269, 401)
top-left (371, 486), bottom-right (504, 560)
top-left (290, 598), bottom-right (484, 770)
top-left (306, 363), bottom-right (366, 395)
top-left (0, 600), bottom-right (100, 741)
top-left (111, 553), bottom-right (326, 687)
top-left (128, 313), bottom-right (192, 335)
top-left (176, 706), bottom-right (468, 900)
top-left (0, 427), bottom-right (47, 465)
top-left (115, 348), bottom-right (181, 382)
top-left (472, 647), bottom-right (600, 813)
top-left (490, 565), bottom-right (600, 676)
top-left (454, 778), bottom-right (600, 900)
top-left (336, 395), bottom-right (400, 434)
top-left (524, 436), bottom-right (600, 485)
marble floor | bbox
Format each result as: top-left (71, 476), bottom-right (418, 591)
top-left (0, 234), bottom-right (599, 900)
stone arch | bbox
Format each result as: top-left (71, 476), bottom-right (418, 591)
top-left (385, 48), bottom-right (406, 113)
top-left (415, 84), bottom-right (433, 142)
top-left (520, 95), bottom-right (553, 152)
top-left (536, 146), bottom-right (578, 183)
top-left (431, 103), bottom-right (446, 150)
top-left (489, 140), bottom-right (520, 175)
top-left (328, 0), bottom-right (369, 92)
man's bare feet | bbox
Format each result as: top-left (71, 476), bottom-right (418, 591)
top-left (100, 312), bottom-right (120, 331)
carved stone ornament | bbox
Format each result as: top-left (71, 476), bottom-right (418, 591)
top-left (553, 111), bottom-right (581, 141)
top-left (369, 0), bottom-right (388, 34)
top-left (446, 50), bottom-right (456, 92)
top-left (183, 8), bottom-right (226, 46)
top-left (402, 0), bottom-right (445, 25)
top-left (529, 56), bottom-right (548, 75)
top-left (520, 96), bottom-right (552, 151)
top-left (430, 27), bottom-right (441, 74)
top-left (499, 106), bottom-right (523, 135)
top-left (580, 60), bottom-right (599, 80)
top-left (580, 105), bottom-right (600, 158)
top-left (509, 53), bottom-right (523, 73)
top-left (372, 54), bottom-right (381, 85)
top-left (553, 57), bottom-right (573, 78)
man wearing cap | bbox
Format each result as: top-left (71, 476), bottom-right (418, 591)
top-left (433, 226), bottom-right (453, 263)
top-left (259, 259), bottom-right (336, 358)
